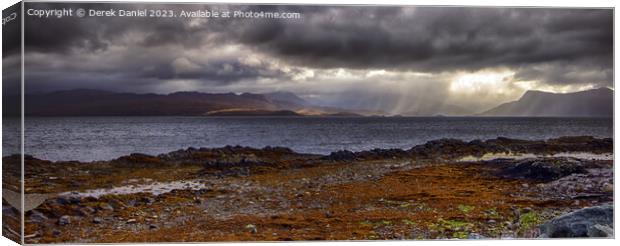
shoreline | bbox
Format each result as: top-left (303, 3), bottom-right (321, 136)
top-left (2, 135), bottom-right (614, 164)
top-left (2, 135), bottom-right (614, 243)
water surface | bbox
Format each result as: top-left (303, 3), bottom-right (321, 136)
top-left (2, 116), bottom-right (612, 162)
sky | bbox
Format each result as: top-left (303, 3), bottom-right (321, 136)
top-left (10, 2), bottom-right (614, 114)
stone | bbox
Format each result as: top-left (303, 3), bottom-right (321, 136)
top-left (245, 224), bottom-right (258, 234)
top-left (142, 197), bottom-right (155, 205)
top-left (29, 211), bottom-right (49, 223)
top-left (126, 219), bottom-right (137, 224)
top-left (56, 196), bottom-right (81, 205)
top-left (539, 204), bottom-right (613, 238)
top-left (58, 215), bottom-right (71, 226)
top-left (77, 206), bottom-right (96, 216)
top-left (467, 233), bottom-right (486, 239)
top-left (587, 224), bottom-right (613, 237)
top-left (499, 158), bottom-right (586, 182)
top-left (99, 203), bottom-right (114, 211)
top-left (92, 217), bottom-right (103, 224)
top-left (324, 211), bottom-right (333, 218)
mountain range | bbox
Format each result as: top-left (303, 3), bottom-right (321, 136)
top-left (6, 88), bottom-right (613, 117)
top-left (18, 89), bottom-right (357, 117)
top-left (480, 87), bottom-right (613, 117)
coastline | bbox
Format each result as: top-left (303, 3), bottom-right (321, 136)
top-left (2, 136), bottom-right (614, 242)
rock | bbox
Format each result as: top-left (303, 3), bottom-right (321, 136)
top-left (245, 224), bottom-right (258, 234)
top-left (601, 183), bottom-right (613, 193)
top-left (499, 158), bottom-right (587, 182)
top-left (467, 233), bottom-right (486, 239)
top-left (99, 203), bottom-right (114, 211)
top-left (324, 211), bottom-right (333, 218)
top-left (507, 222), bottom-right (519, 230)
top-left (56, 196), bottom-right (81, 205)
top-left (92, 217), bottom-right (103, 224)
top-left (322, 150), bottom-right (357, 161)
top-left (29, 211), bottom-right (49, 223)
top-left (58, 215), bottom-right (71, 226)
top-left (539, 204), bottom-right (613, 238)
top-left (126, 219), bottom-right (137, 224)
top-left (77, 206), bottom-right (96, 216)
top-left (521, 183), bottom-right (529, 188)
top-left (587, 224), bottom-right (614, 237)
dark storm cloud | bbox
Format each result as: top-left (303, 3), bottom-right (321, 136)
top-left (20, 2), bottom-right (614, 92)
top-left (229, 7), bottom-right (612, 75)
top-left (140, 59), bottom-right (287, 83)
top-left (2, 3), bottom-right (21, 57)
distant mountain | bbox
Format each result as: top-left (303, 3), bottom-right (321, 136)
top-left (206, 109), bottom-right (301, 116)
top-left (402, 103), bottom-right (474, 116)
top-left (20, 89), bottom-right (358, 117)
top-left (264, 91), bottom-right (309, 107)
top-left (480, 88), bottom-right (613, 117)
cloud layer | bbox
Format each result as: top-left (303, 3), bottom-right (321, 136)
top-left (17, 2), bottom-right (613, 113)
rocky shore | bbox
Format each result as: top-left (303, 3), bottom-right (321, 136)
top-left (2, 136), bottom-right (614, 243)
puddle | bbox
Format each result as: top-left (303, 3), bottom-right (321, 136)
top-left (59, 180), bottom-right (207, 198)
top-left (458, 152), bottom-right (613, 162)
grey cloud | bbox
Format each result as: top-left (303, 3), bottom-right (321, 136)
top-left (514, 63), bottom-right (613, 86)
top-left (139, 58), bottom-right (289, 83)
top-left (233, 7), bottom-right (612, 74)
top-left (19, 2), bottom-right (614, 94)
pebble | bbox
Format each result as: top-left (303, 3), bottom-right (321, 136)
top-left (245, 224), bottom-right (258, 234)
top-left (324, 211), bottom-right (333, 218)
top-left (126, 219), bottom-right (137, 224)
top-left (99, 203), bottom-right (114, 211)
top-left (78, 207), bottom-right (96, 216)
top-left (467, 233), bottom-right (486, 239)
top-left (92, 217), bottom-right (103, 224)
top-left (58, 215), bottom-right (71, 226)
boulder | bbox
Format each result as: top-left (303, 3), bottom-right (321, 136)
top-left (498, 158), bottom-right (586, 182)
top-left (587, 224), bottom-right (614, 237)
top-left (322, 150), bottom-right (357, 161)
top-left (539, 204), bottom-right (613, 238)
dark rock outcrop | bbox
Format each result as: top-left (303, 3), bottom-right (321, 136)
top-left (539, 204), bottom-right (613, 238)
top-left (497, 158), bottom-right (587, 182)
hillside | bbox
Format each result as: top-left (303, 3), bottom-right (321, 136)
top-left (481, 88), bottom-right (613, 117)
top-left (21, 89), bottom-right (355, 117)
